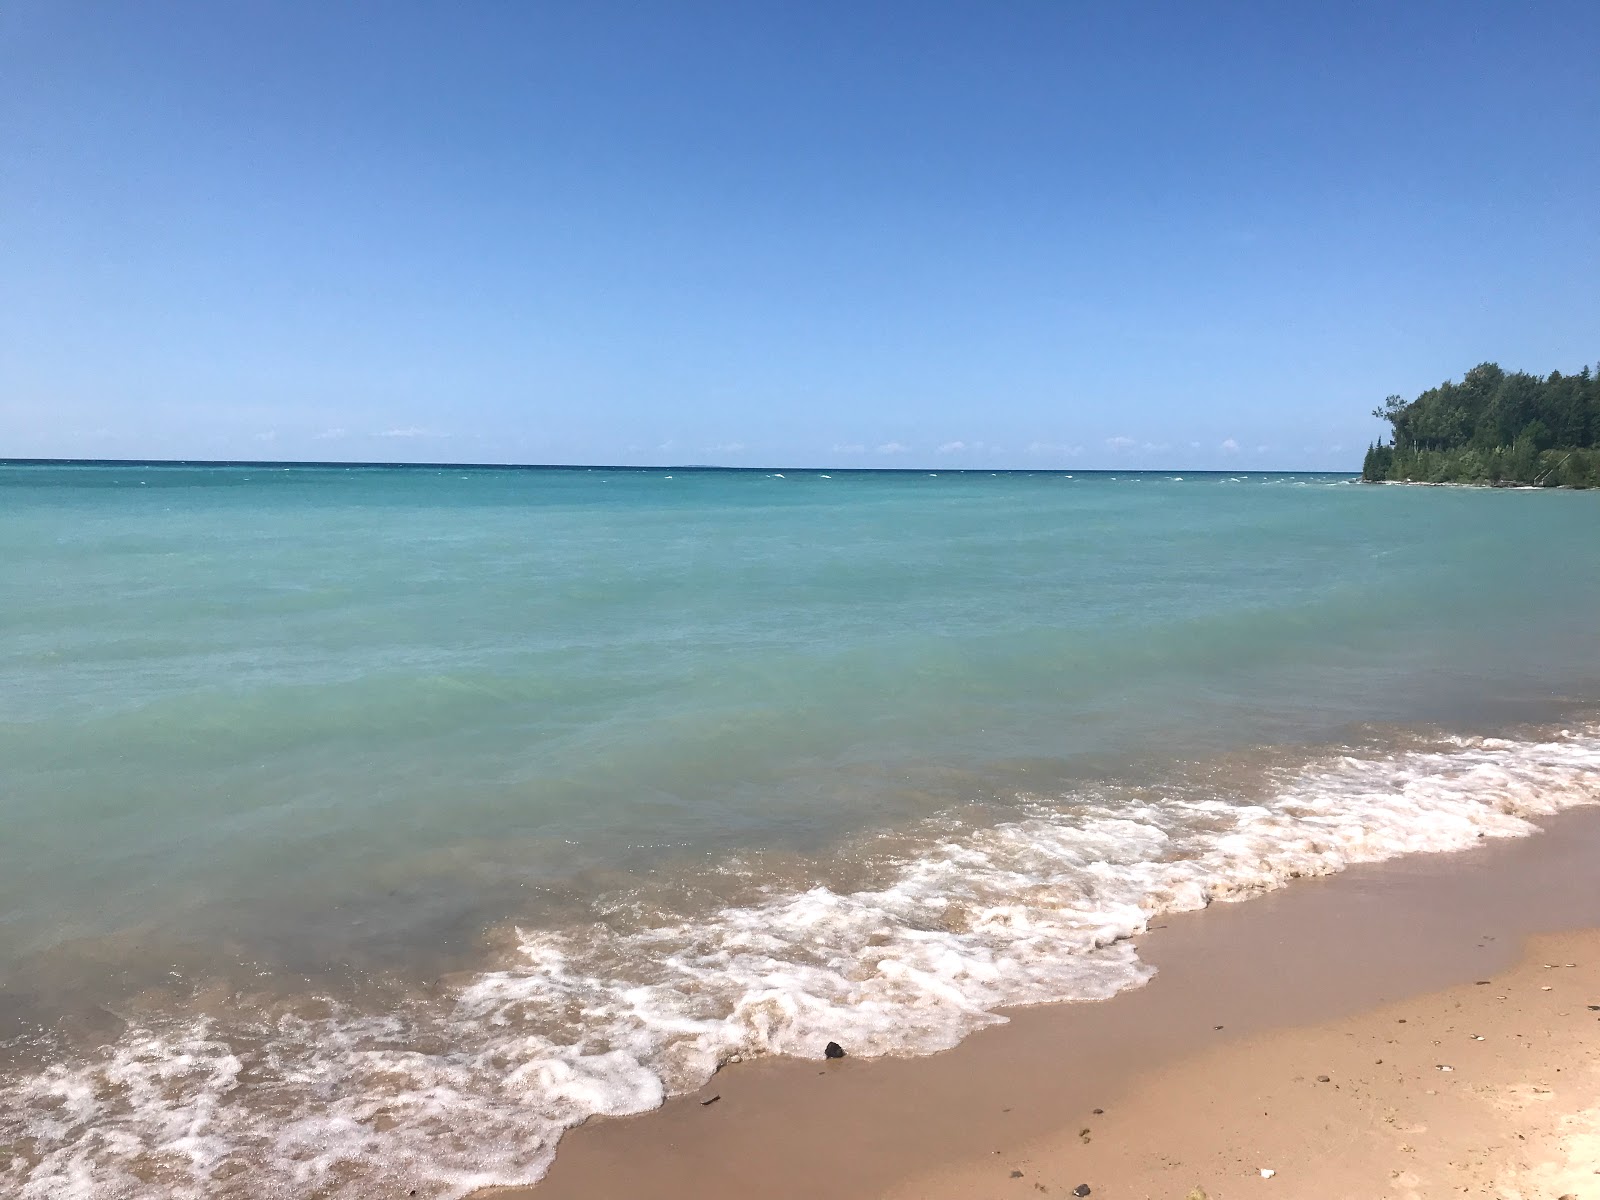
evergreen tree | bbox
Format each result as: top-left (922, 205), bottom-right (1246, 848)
top-left (1363, 361), bottom-right (1600, 486)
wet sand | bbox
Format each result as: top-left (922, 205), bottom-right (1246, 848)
top-left (893, 928), bottom-right (1600, 1199)
top-left (475, 805), bottom-right (1600, 1200)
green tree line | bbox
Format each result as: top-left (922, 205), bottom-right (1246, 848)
top-left (1362, 361), bottom-right (1600, 487)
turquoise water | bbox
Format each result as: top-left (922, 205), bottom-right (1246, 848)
top-left (3, 463), bottom-right (1600, 1198)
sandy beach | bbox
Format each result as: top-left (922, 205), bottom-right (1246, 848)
top-left (892, 931), bottom-right (1600, 1200)
top-left (8, 4), bottom-right (1599, 1195)
top-left (481, 806), bottom-right (1600, 1200)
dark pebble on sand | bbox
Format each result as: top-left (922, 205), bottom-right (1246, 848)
top-left (701, 1094), bottom-right (720, 1106)
top-left (1092, 1107), bottom-right (1103, 1114)
top-left (1073, 1186), bottom-right (1092, 1197)
top-left (1316, 1075), bottom-right (1330, 1083)
top-left (824, 1041), bottom-right (846, 1059)
top-left (1011, 1169), bottom-right (1024, 1178)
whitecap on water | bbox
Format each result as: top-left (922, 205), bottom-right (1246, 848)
top-left (5, 725), bottom-right (1599, 1199)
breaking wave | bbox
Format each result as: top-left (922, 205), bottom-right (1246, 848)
top-left (5, 724), bottom-right (1600, 1199)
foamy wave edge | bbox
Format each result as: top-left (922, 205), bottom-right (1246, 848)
top-left (5, 726), bottom-right (1600, 1199)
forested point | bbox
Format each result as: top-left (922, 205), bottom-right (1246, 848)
top-left (1362, 361), bottom-right (1600, 487)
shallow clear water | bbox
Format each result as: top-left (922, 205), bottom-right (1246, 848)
top-left (2, 463), bottom-right (1598, 1197)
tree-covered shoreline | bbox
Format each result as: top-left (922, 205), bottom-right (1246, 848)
top-left (1362, 361), bottom-right (1600, 487)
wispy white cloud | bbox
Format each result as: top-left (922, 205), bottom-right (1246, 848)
top-left (1255, 444), bottom-right (1270, 454)
top-left (380, 426), bottom-right (447, 439)
top-left (1220, 437), bottom-right (1240, 453)
top-left (1106, 435), bottom-right (1137, 450)
top-left (704, 442), bottom-right (746, 453)
top-left (875, 441), bottom-right (910, 455)
top-left (313, 428), bottom-right (347, 441)
top-left (831, 443), bottom-right (866, 454)
top-left (937, 440), bottom-right (967, 454)
top-left (1027, 441), bottom-right (1083, 456)
top-left (1140, 441), bottom-right (1170, 452)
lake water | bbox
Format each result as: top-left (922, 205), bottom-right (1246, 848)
top-left (3, 463), bottom-right (1599, 1198)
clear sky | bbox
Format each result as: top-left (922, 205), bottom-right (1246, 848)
top-left (3, 2), bottom-right (1597, 469)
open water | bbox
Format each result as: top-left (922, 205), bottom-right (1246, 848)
top-left (2, 462), bottom-right (1598, 1197)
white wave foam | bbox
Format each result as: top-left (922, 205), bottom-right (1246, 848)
top-left (4, 726), bottom-right (1599, 1198)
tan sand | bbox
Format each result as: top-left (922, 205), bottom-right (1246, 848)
top-left (477, 807), bottom-right (1600, 1200)
top-left (893, 931), bottom-right (1600, 1200)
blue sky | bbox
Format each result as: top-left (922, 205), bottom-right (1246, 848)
top-left (3, 1), bottom-right (1597, 468)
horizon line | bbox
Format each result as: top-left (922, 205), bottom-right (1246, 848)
top-left (0, 456), bottom-right (1356, 475)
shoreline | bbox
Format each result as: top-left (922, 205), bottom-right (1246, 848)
top-left (476, 805), bottom-right (1600, 1199)
top-left (1365, 477), bottom-right (1590, 489)
top-left (892, 928), bottom-right (1600, 1200)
